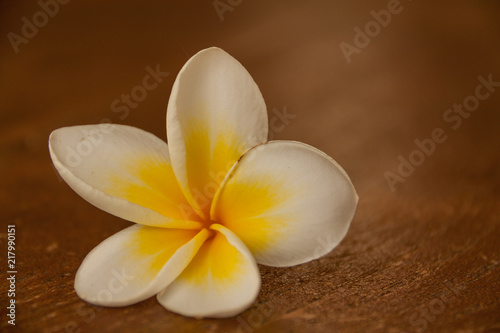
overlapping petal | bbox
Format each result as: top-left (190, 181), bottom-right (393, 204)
top-left (50, 46), bottom-right (359, 319)
top-left (75, 225), bottom-right (210, 306)
top-left (157, 224), bottom-right (261, 318)
top-left (49, 124), bottom-right (201, 228)
top-left (211, 141), bottom-right (359, 267)
top-left (167, 47), bottom-right (268, 219)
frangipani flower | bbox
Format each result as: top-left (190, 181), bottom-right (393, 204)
top-left (49, 47), bottom-right (358, 318)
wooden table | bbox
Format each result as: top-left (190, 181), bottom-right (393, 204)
top-left (1, 1), bottom-right (499, 332)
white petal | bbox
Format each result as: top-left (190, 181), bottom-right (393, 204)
top-left (167, 47), bottom-right (268, 219)
top-left (211, 141), bottom-right (358, 267)
top-left (49, 124), bottom-right (201, 228)
top-left (75, 225), bottom-right (210, 306)
top-left (157, 224), bottom-right (261, 318)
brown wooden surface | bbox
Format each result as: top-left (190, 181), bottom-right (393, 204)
top-left (1, 1), bottom-right (499, 332)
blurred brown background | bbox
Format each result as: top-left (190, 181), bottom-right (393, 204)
top-left (1, 1), bottom-right (499, 332)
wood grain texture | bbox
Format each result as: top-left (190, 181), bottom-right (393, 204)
top-left (1, 1), bottom-right (499, 332)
